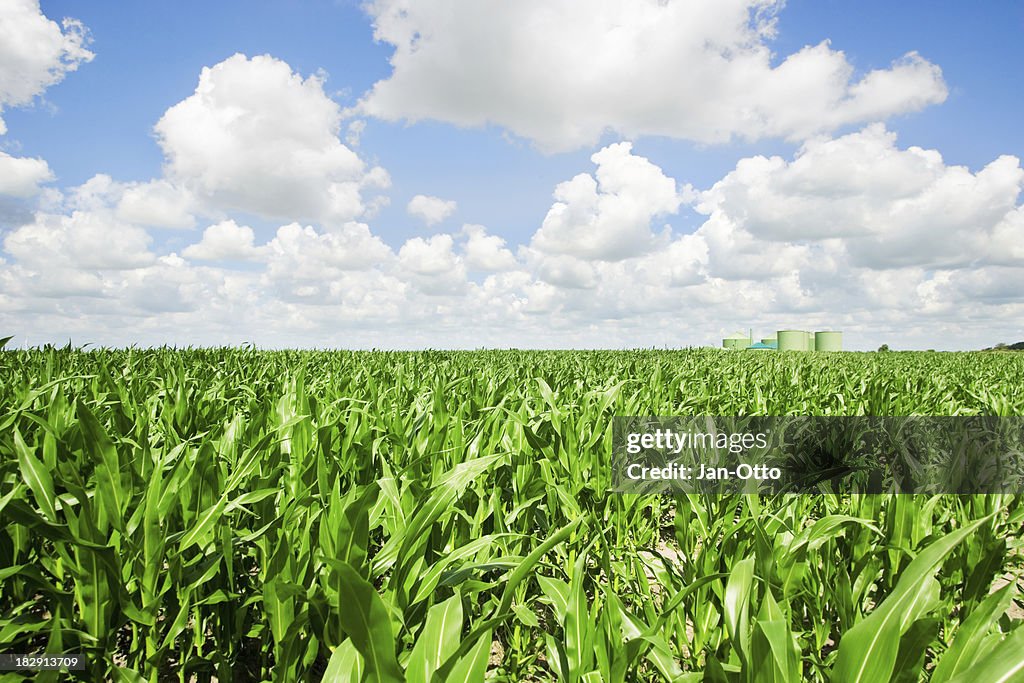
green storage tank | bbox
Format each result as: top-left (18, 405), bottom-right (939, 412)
top-left (814, 331), bottom-right (843, 351)
top-left (722, 331), bottom-right (751, 349)
top-left (777, 330), bottom-right (807, 351)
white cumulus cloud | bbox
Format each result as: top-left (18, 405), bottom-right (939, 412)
top-left (0, 150), bottom-right (53, 197)
top-left (407, 194), bottom-right (457, 226)
top-left (696, 124), bottom-right (1024, 269)
top-left (461, 224), bottom-right (518, 271)
top-left (115, 180), bottom-right (196, 229)
top-left (263, 221), bottom-right (394, 287)
top-left (183, 220), bottom-right (262, 262)
top-left (3, 209), bottom-right (154, 272)
top-left (398, 233), bottom-right (468, 294)
top-left (1, 201), bottom-right (156, 301)
top-left (154, 54), bottom-right (389, 225)
top-left (531, 142), bottom-right (688, 260)
top-left (0, 0), bottom-right (93, 134)
top-left (358, 0), bottom-right (947, 151)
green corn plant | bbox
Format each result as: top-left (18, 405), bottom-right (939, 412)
top-left (0, 348), bottom-right (1021, 681)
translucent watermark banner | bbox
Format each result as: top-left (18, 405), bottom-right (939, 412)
top-left (612, 416), bottom-right (1024, 494)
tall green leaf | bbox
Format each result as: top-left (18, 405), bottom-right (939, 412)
top-left (333, 561), bottom-right (403, 683)
top-left (406, 595), bottom-right (463, 683)
top-left (724, 556), bottom-right (755, 667)
top-left (832, 515), bottom-right (994, 683)
top-left (944, 624), bottom-right (1024, 683)
top-left (931, 582), bottom-right (1017, 683)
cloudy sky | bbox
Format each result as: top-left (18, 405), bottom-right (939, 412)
top-left (1, 0), bottom-right (1022, 350)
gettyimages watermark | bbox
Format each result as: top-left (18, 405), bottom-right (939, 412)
top-left (612, 416), bottom-right (1024, 494)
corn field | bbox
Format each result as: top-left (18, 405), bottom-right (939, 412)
top-left (1, 347), bottom-right (1022, 682)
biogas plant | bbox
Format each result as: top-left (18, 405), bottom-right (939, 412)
top-left (722, 329), bottom-right (843, 351)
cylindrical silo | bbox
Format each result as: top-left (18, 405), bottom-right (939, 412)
top-left (815, 331), bottom-right (843, 351)
top-left (777, 330), bottom-right (806, 351)
top-left (723, 331), bottom-right (751, 349)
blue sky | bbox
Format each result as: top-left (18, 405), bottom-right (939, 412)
top-left (1, 0), bottom-right (1023, 349)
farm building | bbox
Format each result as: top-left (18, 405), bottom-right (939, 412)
top-left (722, 329), bottom-right (842, 351)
